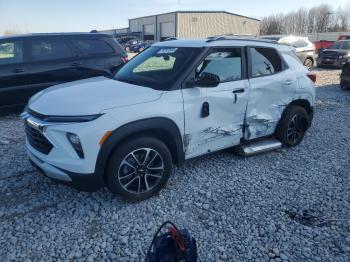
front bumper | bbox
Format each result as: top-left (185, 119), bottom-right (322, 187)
top-left (28, 149), bottom-right (103, 191)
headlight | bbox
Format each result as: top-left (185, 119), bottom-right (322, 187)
top-left (66, 133), bottom-right (84, 158)
top-left (339, 54), bottom-right (350, 59)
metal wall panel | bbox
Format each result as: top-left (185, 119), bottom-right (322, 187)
top-left (177, 12), bottom-right (260, 39)
top-left (129, 16), bottom-right (157, 33)
top-left (160, 22), bottom-right (175, 39)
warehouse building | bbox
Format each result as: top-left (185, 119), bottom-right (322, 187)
top-left (103, 11), bottom-right (260, 42)
top-left (129, 11), bottom-right (260, 41)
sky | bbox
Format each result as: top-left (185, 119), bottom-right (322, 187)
top-left (0, 0), bottom-right (349, 35)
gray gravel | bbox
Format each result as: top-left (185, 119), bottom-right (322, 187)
top-left (0, 69), bottom-right (349, 261)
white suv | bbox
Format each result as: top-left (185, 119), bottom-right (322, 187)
top-left (22, 37), bottom-right (316, 201)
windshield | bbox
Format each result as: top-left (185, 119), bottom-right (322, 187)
top-left (115, 46), bottom-right (202, 90)
top-left (330, 41), bottom-right (350, 50)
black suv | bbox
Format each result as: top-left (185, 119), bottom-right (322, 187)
top-left (0, 33), bottom-right (127, 109)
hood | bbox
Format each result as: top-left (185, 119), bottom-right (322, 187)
top-left (28, 76), bottom-right (163, 116)
top-left (321, 49), bottom-right (349, 55)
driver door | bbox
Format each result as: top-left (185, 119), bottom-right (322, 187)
top-left (182, 47), bottom-right (250, 159)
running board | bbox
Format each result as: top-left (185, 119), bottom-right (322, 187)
top-left (234, 138), bottom-right (282, 157)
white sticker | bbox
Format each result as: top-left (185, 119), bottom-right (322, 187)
top-left (157, 48), bottom-right (178, 54)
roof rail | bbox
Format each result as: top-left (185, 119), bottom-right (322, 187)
top-left (206, 35), bottom-right (278, 44)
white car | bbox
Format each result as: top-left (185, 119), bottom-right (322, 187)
top-left (22, 37), bottom-right (316, 201)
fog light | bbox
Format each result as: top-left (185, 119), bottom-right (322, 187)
top-left (68, 133), bottom-right (80, 145)
top-left (66, 133), bottom-right (84, 158)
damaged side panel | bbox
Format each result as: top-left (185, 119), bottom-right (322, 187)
top-left (245, 73), bottom-right (297, 140)
top-left (182, 80), bottom-right (250, 159)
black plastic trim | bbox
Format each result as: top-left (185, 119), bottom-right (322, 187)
top-left (94, 117), bottom-right (185, 183)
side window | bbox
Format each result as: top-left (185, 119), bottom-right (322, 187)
top-left (0, 41), bottom-right (23, 65)
top-left (250, 47), bottom-right (283, 77)
top-left (31, 39), bottom-right (73, 62)
top-left (196, 49), bottom-right (242, 82)
top-left (292, 40), bottom-right (307, 48)
top-left (71, 39), bottom-right (114, 55)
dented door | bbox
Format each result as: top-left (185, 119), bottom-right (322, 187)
top-left (245, 47), bottom-right (297, 140)
top-left (183, 48), bottom-right (249, 159)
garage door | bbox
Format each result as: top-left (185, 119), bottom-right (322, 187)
top-left (160, 22), bottom-right (175, 41)
top-left (143, 24), bottom-right (155, 40)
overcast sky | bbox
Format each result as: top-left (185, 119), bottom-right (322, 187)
top-left (0, 0), bottom-right (349, 34)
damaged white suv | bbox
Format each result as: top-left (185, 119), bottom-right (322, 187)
top-left (22, 37), bottom-right (316, 201)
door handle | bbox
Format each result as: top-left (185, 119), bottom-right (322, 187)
top-left (70, 62), bottom-right (82, 67)
top-left (232, 88), bottom-right (245, 94)
top-left (13, 68), bottom-right (25, 73)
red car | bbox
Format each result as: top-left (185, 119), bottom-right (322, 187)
top-left (314, 40), bottom-right (334, 54)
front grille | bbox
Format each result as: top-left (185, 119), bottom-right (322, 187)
top-left (25, 122), bottom-right (53, 155)
top-left (321, 51), bottom-right (338, 59)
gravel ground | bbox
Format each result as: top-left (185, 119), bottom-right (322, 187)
top-left (0, 69), bottom-right (349, 261)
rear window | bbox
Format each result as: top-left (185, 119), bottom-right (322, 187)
top-left (31, 39), bottom-right (73, 62)
top-left (250, 47), bottom-right (283, 77)
top-left (0, 41), bottom-right (23, 65)
top-left (72, 38), bottom-right (115, 55)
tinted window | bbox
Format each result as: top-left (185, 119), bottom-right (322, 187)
top-left (250, 47), bottom-right (283, 77)
top-left (72, 38), bottom-right (114, 55)
top-left (0, 41), bottom-right (23, 65)
top-left (31, 39), bottom-right (73, 62)
top-left (196, 49), bottom-right (242, 82)
top-left (330, 41), bottom-right (350, 50)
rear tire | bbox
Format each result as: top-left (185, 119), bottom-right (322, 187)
top-left (303, 58), bottom-right (314, 69)
top-left (340, 80), bottom-right (349, 90)
top-left (106, 136), bottom-right (172, 201)
top-left (275, 105), bottom-right (309, 147)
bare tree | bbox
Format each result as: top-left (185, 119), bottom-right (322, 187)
top-left (3, 29), bottom-right (22, 36)
top-left (260, 3), bottom-right (349, 35)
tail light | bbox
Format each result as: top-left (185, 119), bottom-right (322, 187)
top-left (307, 73), bottom-right (316, 83)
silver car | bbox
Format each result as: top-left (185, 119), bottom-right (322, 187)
top-left (260, 35), bottom-right (316, 69)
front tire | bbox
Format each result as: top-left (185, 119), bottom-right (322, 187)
top-left (275, 105), bottom-right (309, 147)
top-left (106, 136), bottom-right (172, 201)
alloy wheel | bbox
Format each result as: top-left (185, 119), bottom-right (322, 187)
top-left (286, 114), bottom-right (304, 145)
top-left (117, 148), bottom-right (164, 194)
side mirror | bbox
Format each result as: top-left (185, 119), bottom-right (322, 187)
top-left (186, 72), bottom-right (220, 88)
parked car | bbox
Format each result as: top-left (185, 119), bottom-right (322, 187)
top-left (317, 40), bottom-right (350, 68)
top-left (338, 34), bottom-right (350, 41)
top-left (259, 35), bottom-right (316, 69)
top-left (314, 40), bottom-right (334, 54)
top-left (126, 40), bottom-right (152, 53)
top-left (0, 32), bottom-right (127, 109)
top-left (340, 62), bottom-right (350, 89)
top-left (118, 37), bottom-right (139, 48)
top-left (22, 37), bottom-right (316, 201)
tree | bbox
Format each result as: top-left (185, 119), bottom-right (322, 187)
top-left (260, 4), bottom-right (349, 35)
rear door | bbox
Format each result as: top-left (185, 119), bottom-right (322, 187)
top-left (69, 36), bottom-right (124, 78)
top-left (28, 36), bottom-right (80, 95)
top-left (245, 46), bottom-right (296, 140)
top-left (0, 38), bottom-right (32, 108)
top-left (182, 47), bottom-right (250, 158)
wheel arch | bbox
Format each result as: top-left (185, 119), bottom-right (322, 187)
top-left (281, 99), bottom-right (314, 128)
top-left (94, 117), bottom-right (185, 184)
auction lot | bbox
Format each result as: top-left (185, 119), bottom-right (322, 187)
top-left (0, 69), bottom-right (349, 261)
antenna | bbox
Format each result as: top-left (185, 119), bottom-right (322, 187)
top-left (177, 0), bottom-right (181, 10)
